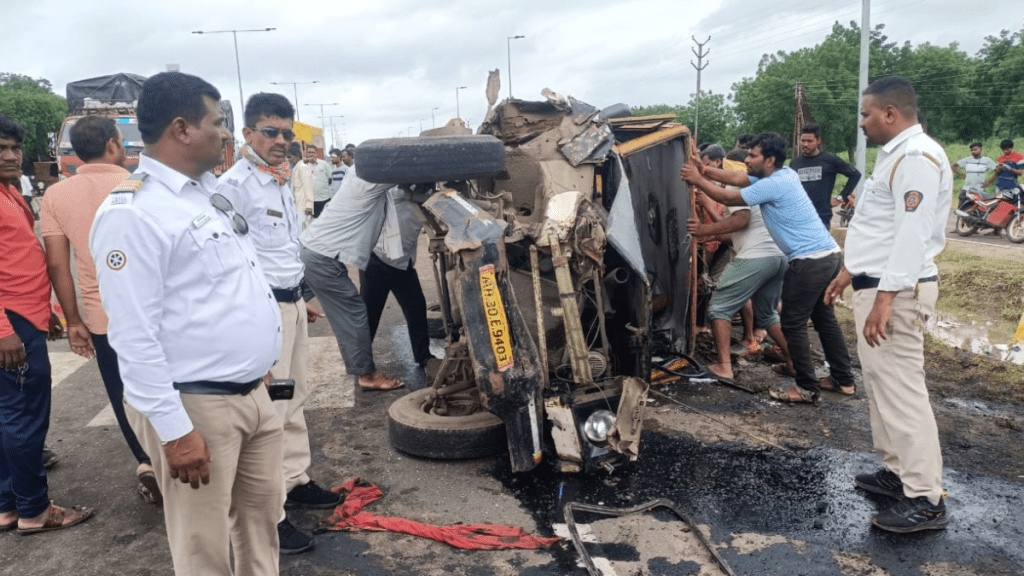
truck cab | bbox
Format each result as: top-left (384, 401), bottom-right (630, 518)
top-left (55, 108), bottom-right (143, 178)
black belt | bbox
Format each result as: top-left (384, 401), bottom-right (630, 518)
top-left (173, 379), bottom-right (262, 395)
top-left (851, 275), bottom-right (939, 292)
top-left (272, 286), bottom-right (302, 303)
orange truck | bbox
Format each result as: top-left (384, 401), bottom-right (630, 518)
top-left (53, 73), bottom-right (236, 179)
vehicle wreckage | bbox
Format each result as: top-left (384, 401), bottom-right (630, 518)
top-left (357, 80), bottom-right (701, 474)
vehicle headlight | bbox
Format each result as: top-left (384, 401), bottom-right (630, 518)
top-left (583, 410), bottom-right (616, 444)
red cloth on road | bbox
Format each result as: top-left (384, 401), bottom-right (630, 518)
top-left (321, 477), bottom-right (560, 550)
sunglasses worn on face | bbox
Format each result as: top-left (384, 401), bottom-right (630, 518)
top-left (252, 126), bottom-right (296, 141)
top-left (210, 193), bottom-right (249, 236)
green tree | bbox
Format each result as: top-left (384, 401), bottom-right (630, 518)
top-left (632, 90), bottom-right (737, 149)
top-left (0, 73), bottom-right (66, 162)
top-left (974, 27), bottom-right (1024, 139)
top-left (731, 22), bottom-right (900, 161)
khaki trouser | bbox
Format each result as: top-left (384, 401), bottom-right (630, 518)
top-left (853, 282), bottom-right (944, 504)
top-left (126, 389), bottom-right (283, 576)
top-left (275, 300), bottom-right (312, 515)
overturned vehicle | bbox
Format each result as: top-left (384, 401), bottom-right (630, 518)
top-left (357, 88), bottom-right (700, 474)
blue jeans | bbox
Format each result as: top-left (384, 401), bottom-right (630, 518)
top-left (92, 334), bottom-right (150, 465)
top-left (0, 312), bottom-right (52, 518)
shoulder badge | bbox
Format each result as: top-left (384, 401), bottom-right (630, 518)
top-left (904, 190), bottom-right (923, 212)
top-left (111, 172), bottom-right (149, 195)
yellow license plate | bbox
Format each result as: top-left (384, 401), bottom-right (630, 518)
top-left (479, 264), bottom-right (514, 372)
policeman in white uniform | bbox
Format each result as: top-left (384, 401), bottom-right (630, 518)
top-left (216, 92), bottom-right (339, 556)
top-left (91, 72), bottom-right (284, 576)
top-left (826, 75), bottom-right (952, 534)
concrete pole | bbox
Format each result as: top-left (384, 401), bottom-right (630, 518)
top-left (855, 0), bottom-right (870, 192)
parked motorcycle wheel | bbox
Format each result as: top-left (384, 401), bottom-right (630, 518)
top-left (388, 388), bottom-right (507, 459)
top-left (356, 135), bottom-right (505, 184)
top-left (1006, 213), bottom-right (1024, 244)
top-left (955, 216), bottom-right (978, 237)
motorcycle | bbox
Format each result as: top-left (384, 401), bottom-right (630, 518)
top-left (955, 185), bottom-right (1024, 243)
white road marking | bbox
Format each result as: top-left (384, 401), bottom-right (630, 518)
top-left (49, 351), bottom-right (90, 389)
top-left (87, 404), bottom-right (118, 427)
top-left (552, 522), bottom-right (619, 575)
top-left (305, 336), bottom-right (355, 409)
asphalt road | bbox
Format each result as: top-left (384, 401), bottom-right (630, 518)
top-left (3, 213), bottom-right (1023, 576)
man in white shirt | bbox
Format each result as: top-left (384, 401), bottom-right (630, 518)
top-left (217, 92), bottom-right (338, 556)
top-left (301, 145), bottom-right (333, 217)
top-left (825, 75), bottom-right (951, 533)
top-left (686, 190), bottom-right (791, 384)
top-left (91, 72), bottom-right (284, 575)
top-left (952, 142), bottom-right (997, 204)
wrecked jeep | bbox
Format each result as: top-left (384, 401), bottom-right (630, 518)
top-left (357, 87), bottom-right (698, 474)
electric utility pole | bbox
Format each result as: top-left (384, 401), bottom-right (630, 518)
top-left (691, 36), bottom-right (710, 142)
top-left (855, 0), bottom-right (870, 194)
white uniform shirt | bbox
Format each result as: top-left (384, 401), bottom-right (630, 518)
top-left (217, 158), bottom-right (304, 290)
top-left (844, 124), bottom-right (953, 292)
top-left (90, 154), bottom-right (282, 442)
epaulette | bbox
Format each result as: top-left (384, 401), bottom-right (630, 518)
top-left (112, 172), bottom-right (149, 194)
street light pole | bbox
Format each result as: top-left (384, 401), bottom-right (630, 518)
top-left (305, 102), bottom-right (338, 132)
top-left (321, 115), bottom-right (344, 149)
top-left (431, 106), bottom-right (439, 128)
top-left (507, 35), bottom-right (524, 99)
top-left (270, 80), bottom-right (319, 120)
top-left (455, 86), bottom-right (467, 119)
top-left (191, 27), bottom-right (276, 115)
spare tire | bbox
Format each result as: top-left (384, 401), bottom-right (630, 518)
top-left (356, 135), bottom-right (505, 184)
top-left (387, 388), bottom-right (507, 460)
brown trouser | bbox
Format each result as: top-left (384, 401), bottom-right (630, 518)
top-left (275, 300), bottom-right (312, 517)
top-left (853, 282), bottom-right (944, 504)
top-left (127, 388), bottom-right (283, 576)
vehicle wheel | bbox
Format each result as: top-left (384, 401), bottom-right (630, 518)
top-left (955, 217), bottom-right (978, 237)
top-left (1006, 214), bottom-right (1024, 244)
top-left (387, 388), bottom-right (506, 459)
top-left (356, 135), bottom-right (505, 184)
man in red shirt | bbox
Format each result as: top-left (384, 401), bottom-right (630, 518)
top-left (0, 114), bottom-right (92, 534)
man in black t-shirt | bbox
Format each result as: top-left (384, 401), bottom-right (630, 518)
top-left (789, 123), bottom-right (861, 229)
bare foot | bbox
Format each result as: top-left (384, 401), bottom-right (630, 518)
top-left (0, 509), bottom-right (17, 528)
top-left (707, 363), bottom-right (734, 380)
top-left (358, 371), bottom-right (404, 391)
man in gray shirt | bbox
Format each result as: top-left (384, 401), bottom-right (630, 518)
top-left (299, 167), bottom-right (403, 390)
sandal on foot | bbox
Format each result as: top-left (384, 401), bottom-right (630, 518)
top-left (17, 503), bottom-right (93, 535)
top-left (358, 373), bottom-right (404, 391)
top-left (819, 376), bottom-right (856, 396)
top-left (768, 384), bottom-right (819, 405)
top-left (771, 363), bottom-right (797, 377)
top-left (730, 341), bottom-right (761, 357)
top-left (137, 467), bottom-right (163, 506)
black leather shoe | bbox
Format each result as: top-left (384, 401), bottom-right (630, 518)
top-left (278, 519), bottom-right (313, 554)
top-left (286, 480), bottom-right (342, 509)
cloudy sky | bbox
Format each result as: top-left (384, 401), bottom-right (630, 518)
top-left (5, 0), bottom-right (1015, 148)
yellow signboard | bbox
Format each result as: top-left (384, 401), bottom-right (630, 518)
top-left (479, 264), bottom-right (514, 372)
